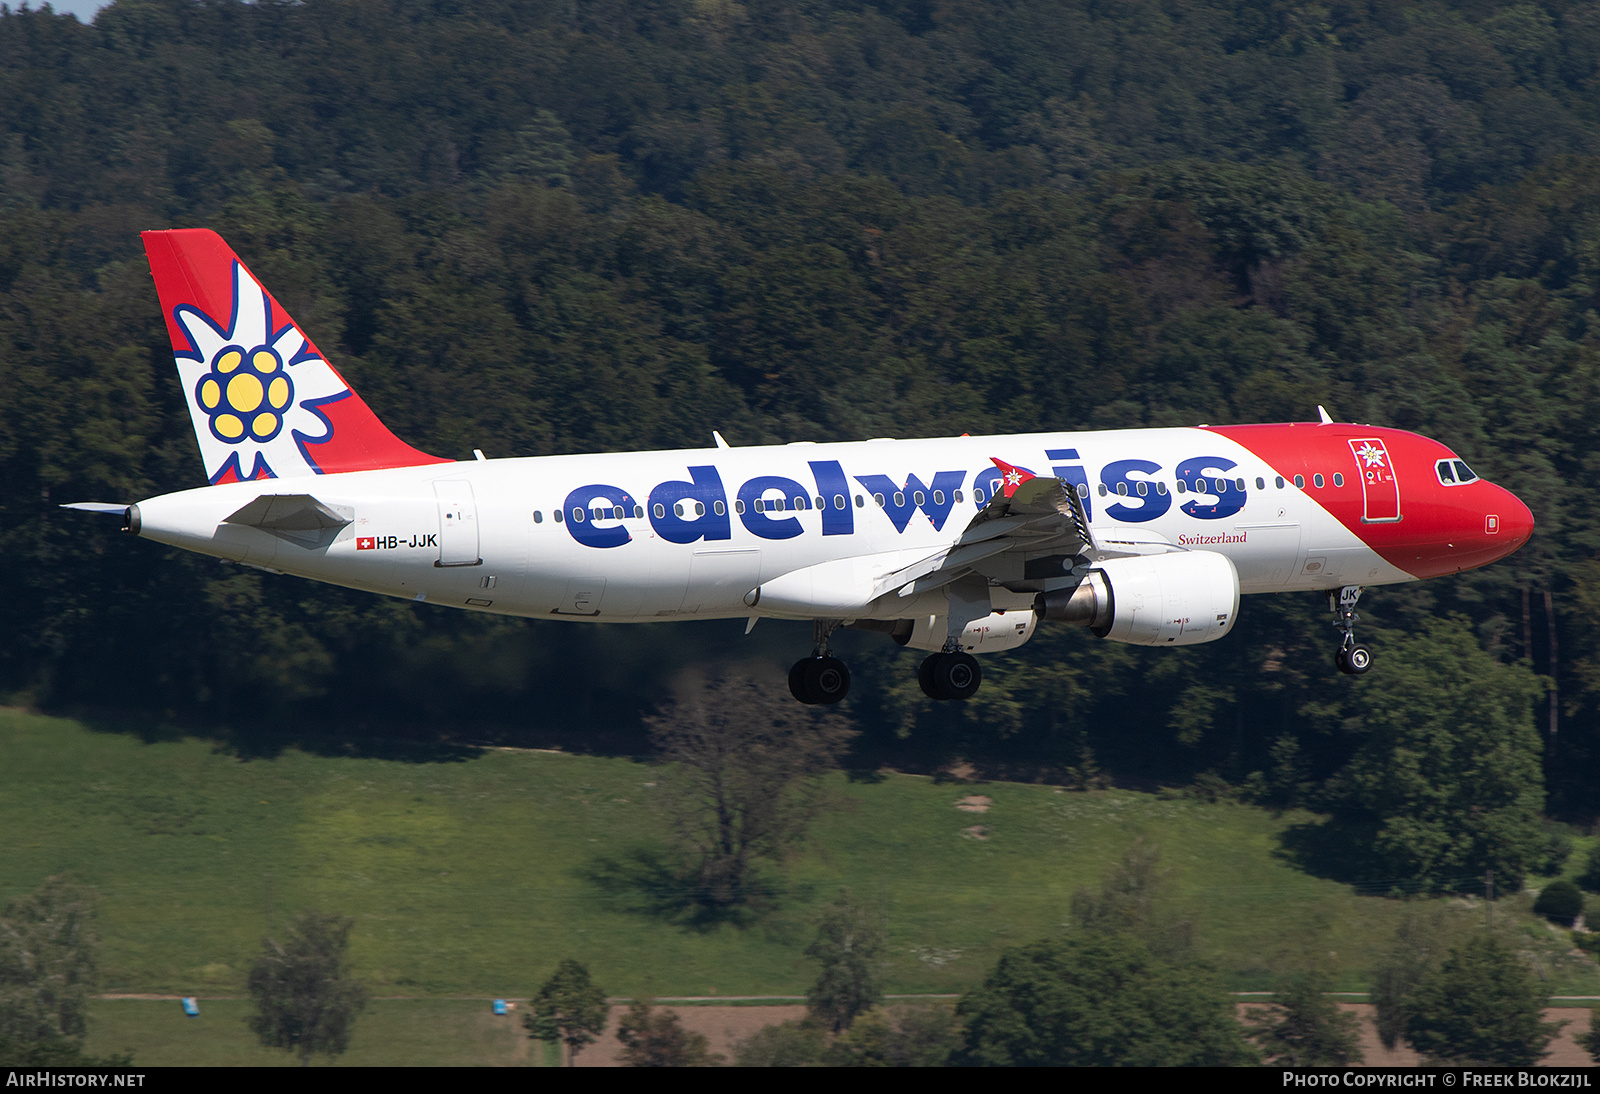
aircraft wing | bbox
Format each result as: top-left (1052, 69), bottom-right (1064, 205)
top-left (873, 459), bottom-right (1093, 599)
top-left (873, 458), bottom-right (1165, 601)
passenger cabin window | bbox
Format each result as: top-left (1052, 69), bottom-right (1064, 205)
top-left (1332, 473), bottom-right (1344, 487)
top-left (533, 511), bottom-right (543, 523)
top-left (1256, 477), bottom-right (1265, 490)
top-left (1116, 482), bottom-right (1128, 496)
top-left (1156, 482), bottom-right (1167, 495)
top-left (1313, 474), bottom-right (1325, 488)
top-left (855, 495), bottom-right (865, 508)
top-left (1275, 476), bottom-right (1285, 489)
top-left (1293, 475), bottom-right (1305, 488)
top-left (554, 509), bottom-right (564, 523)
top-left (734, 500), bottom-right (745, 515)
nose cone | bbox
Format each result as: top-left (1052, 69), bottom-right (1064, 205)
top-left (1396, 480), bottom-right (1535, 579)
top-left (1489, 484), bottom-right (1534, 561)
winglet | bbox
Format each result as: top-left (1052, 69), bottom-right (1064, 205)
top-left (1317, 405), bottom-right (1334, 424)
top-left (713, 430), bottom-right (731, 449)
top-left (989, 457), bottom-right (1035, 498)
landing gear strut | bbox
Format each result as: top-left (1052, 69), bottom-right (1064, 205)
top-left (789, 619), bottom-right (851, 705)
top-left (918, 647), bottom-right (983, 701)
top-left (1329, 586), bottom-right (1372, 675)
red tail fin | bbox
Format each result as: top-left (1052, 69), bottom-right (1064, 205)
top-left (142, 229), bottom-right (449, 483)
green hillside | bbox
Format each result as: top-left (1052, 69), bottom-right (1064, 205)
top-left (5, 708), bottom-right (1594, 1006)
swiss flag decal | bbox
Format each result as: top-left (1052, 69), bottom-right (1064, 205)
top-left (356, 537), bottom-right (375, 550)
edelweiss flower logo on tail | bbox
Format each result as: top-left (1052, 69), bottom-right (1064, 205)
top-left (173, 261), bottom-right (351, 483)
top-left (144, 228), bottom-right (447, 482)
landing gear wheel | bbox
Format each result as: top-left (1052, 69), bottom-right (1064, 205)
top-left (789, 659), bottom-right (812, 704)
top-left (789, 656), bottom-right (851, 704)
top-left (934, 651), bottom-right (983, 700)
top-left (1337, 644), bottom-right (1373, 676)
top-left (918, 652), bottom-right (983, 701)
top-left (810, 656), bottom-right (851, 704)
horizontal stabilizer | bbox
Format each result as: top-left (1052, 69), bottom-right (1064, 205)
top-left (224, 494), bottom-right (352, 550)
top-left (60, 502), bottom-right (129, 514)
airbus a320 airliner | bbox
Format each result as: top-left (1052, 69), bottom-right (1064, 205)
top-left (66, 230), bottom-right (1534, 704)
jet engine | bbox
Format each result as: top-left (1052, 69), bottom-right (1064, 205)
top-left (1035, 551), bottom-right (1239, 646)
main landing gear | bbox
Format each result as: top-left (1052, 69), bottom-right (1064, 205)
top-left (1330, 585), bottom-right (1373, 676)
top-left (918, 648), bottom-right (983, 701)
top-left (790, 619), bottom-right (851, 705)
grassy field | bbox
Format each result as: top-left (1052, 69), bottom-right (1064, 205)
top-left (3, 707), bottom-right (1597, 1013)
top-left (82, 998), bottom-right (552, 1066)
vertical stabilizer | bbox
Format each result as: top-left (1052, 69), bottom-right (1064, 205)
top-left (141, 229), bottom-right (450, 483)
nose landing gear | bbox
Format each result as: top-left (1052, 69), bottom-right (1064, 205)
top-left (789, 619), bottom-right (852, 705)
top-left (1330, 586), bottom-right (1372, 675)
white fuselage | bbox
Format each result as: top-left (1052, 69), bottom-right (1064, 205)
top-left (132, 428), bottom-right (1411, 625)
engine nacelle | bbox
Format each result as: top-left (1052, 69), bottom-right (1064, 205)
top-left (853, 610), bottom-right (1039, 654)
top-left (1036, 551), bottom-right (1239, 646)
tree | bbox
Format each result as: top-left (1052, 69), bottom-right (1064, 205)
top-left (1533, 879), bottom-right (1584, 927)
top-left (645, 670), bottom-right (855, 917)
top-left (956, 933), bottom-right (1257, 1067)
top-left (1403, 934), bottom-right (1563, 1065)
top-left (615, 999), bottom-right (720, 1066)
top-left (1070, 839), bottom-right (1193, 958)
top-left (823, 1005), bottom-right (961, 1067)
top-left (1319, 620), bottom-right (1547, 890)
top-left (1370, 911), bottom-right (1449, 1052)
top-left (1244, 969), bottom-right (1363, 1066)
top-left (525, 959), bottom-right (608, 1067)
top-left (805, 891), bottom-right (885, 1033)
top-left (246, 911), bottom-right (367, 1067)
top-left (0, 877), bottom-right (98, 1047)
top-left (733, 1019), bottom-right (828, 1066)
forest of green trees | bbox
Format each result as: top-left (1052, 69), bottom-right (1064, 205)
top-left (1, 0), bottom-right (1597, 860)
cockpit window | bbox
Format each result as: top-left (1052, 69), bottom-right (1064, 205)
top-left (1436, 459), bottom-right (1479, 486)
